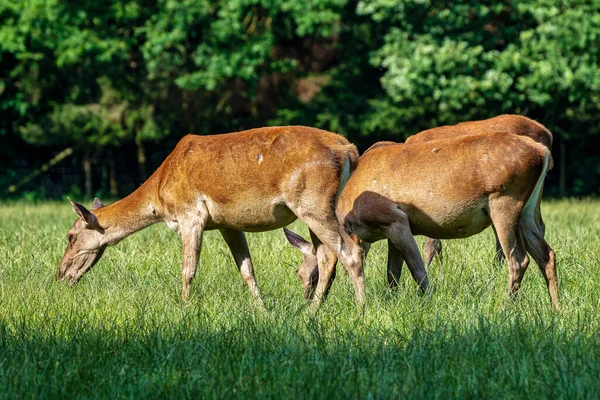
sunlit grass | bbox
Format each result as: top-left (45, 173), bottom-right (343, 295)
top-left (0, 199), bottom-right (599, 398)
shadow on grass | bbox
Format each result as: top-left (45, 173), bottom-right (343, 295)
top-left (1, 312), bottom-right (599, 399)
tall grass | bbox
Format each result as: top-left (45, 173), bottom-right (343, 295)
top-left (0, 200), bottom-right (599, 398)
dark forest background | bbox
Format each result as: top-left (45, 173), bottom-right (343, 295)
top-left (1, 0), bottom-right (599, 200)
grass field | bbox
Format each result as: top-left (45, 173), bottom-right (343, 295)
top-left (0, 199), bottom-right (599, 398)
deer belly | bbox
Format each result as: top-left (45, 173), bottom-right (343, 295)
top-left (408, 203), bottom-right (491, 239)
top-left (205, 198), bottom-right (297, 232)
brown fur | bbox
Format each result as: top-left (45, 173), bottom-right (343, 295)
top-left (339, 133), bottom-right (546, 238)
top-left (406, 114), bottom-right (553, 266)
top-left (406, 114), bottom-right (553, 150)
top-left (288, 132), bottom-right (558, 309)
top-left (56, 126), bottom-right (365, 309)
top-left (363, 141), bottom-right (398, 154)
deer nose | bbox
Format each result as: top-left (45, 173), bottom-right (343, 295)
top-left (66, 272), bottom-right (80, 285)
top-left (56, 258), bottom-right (72, 282)
top-left (56, 268), bottom-right (65, 282)
top-left (304, 285), bottom-right (315, 300)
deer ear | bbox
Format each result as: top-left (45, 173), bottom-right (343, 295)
top-left (68, 198), bottom-right (99, 228)
top-left (93, 197), bottom-right (104, 210)
top-left (283, 227), bottom-right (313, 256)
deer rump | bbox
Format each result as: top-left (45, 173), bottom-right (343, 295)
top-left (332, 131), bottom-right (558, 309)
top-left (340, 133), bottom-right (550, 241)
top-left (404, 114), bottom-right (553, 266)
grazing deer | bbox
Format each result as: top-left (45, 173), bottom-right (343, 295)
top-left (56, 126), bottom-right (365, 309)
top-left (286, 132), bottom-right (559, 309)
top-left (405, 115), bottom-right (553, 266)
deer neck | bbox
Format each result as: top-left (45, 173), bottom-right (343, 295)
top-left (95, 183), bottom-right (162, 246)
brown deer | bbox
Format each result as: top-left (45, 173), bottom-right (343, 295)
top-left (56, 126), bottom-right (365, 309)
top-left (286, 132), bottom-right (558, 309)
top-left (405, 115), bottom-right (553, 266)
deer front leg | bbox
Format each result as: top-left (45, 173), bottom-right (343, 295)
top-left (387, 239), bottom-right (404, 288)
top-left (219, 228), bottom-right (265, 310)
top-left (491, 226), bottom-right (505, 265)
top-left (383, 210), bottom-right (429, 294)
top-left (181, 221), bottom-right (205, 302)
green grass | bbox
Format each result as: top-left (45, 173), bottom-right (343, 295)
top-left (1, 199), bottom-right (599, 399)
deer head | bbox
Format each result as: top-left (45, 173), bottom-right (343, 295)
top-left (283, 228), bottom-right (319, 300)
top-left (56, 198), bottom-right (107, 284)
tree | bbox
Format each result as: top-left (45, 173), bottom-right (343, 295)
top-left (358, 0), bottom-right (600, 195)
top-left (0, 0), bottom-right (167, 197)
top-left (0, 0), bottom-right (598, 198)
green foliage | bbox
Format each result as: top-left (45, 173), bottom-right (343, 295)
top-left (1, 200), bottom-right (599, 397)
top-left (505, 2), bottom-right (600, 130)
top-left (0, 0), bottom-right (599, 196)
top-left (360, 0), bottom-right (600, 140)
top-left (0, 0), bottom-right (165, 150)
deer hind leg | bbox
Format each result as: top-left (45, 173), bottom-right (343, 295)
top-left (338, 238), bottom-right (371, 277)
top-left (489, 198), bottom-right (530, 302)
top-left (219, 228), bottom-right (265, 309)
top-left (520, 214), bottom-right (558, 310)
top-left (423, 238), bottom-right (443, 267)
top-left (180, 219), bottom-right (206, 302)
top-left (491, 225), bottom-right (505, 264)
top-left (387, 239), bottom-right (405, 288)
top-left (288, 165), bottom-right (365, 308)
top-left (307, 230), bottom-right (338, 305)
top-left (535, 183), bottom-right (546, 237)
top-left (298, 213), bottom-right (365, 308)
top-left (382, 209), bottom-right (429, 294)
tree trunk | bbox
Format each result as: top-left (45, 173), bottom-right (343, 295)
top-left (109, 150), bottom-right (118, 197)
top-left (135, 136), bottom-right (147, 183)
top-left (83, 151), bottom-right (93, 200)
top-left (7, 147), bottom-right (73, 194)
top-left (559, 136), bottom-right (566, 198)
top-left (101, 161), bottom-right (108, 195)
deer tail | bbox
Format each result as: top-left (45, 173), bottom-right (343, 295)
top-left (522, 148), bottom-right (550, 225)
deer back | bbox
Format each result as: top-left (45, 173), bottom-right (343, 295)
top-left (338, 132), bottom-right (549, 238)
top-left (405, 114), bottom-right (553, 150)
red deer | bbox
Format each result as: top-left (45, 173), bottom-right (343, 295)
top-left (405, 115), bottom-right (553, 266)
top-left (286, 132), bottom-right (558, 309)
top-left (56, 126), bottom-right (365, 309)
